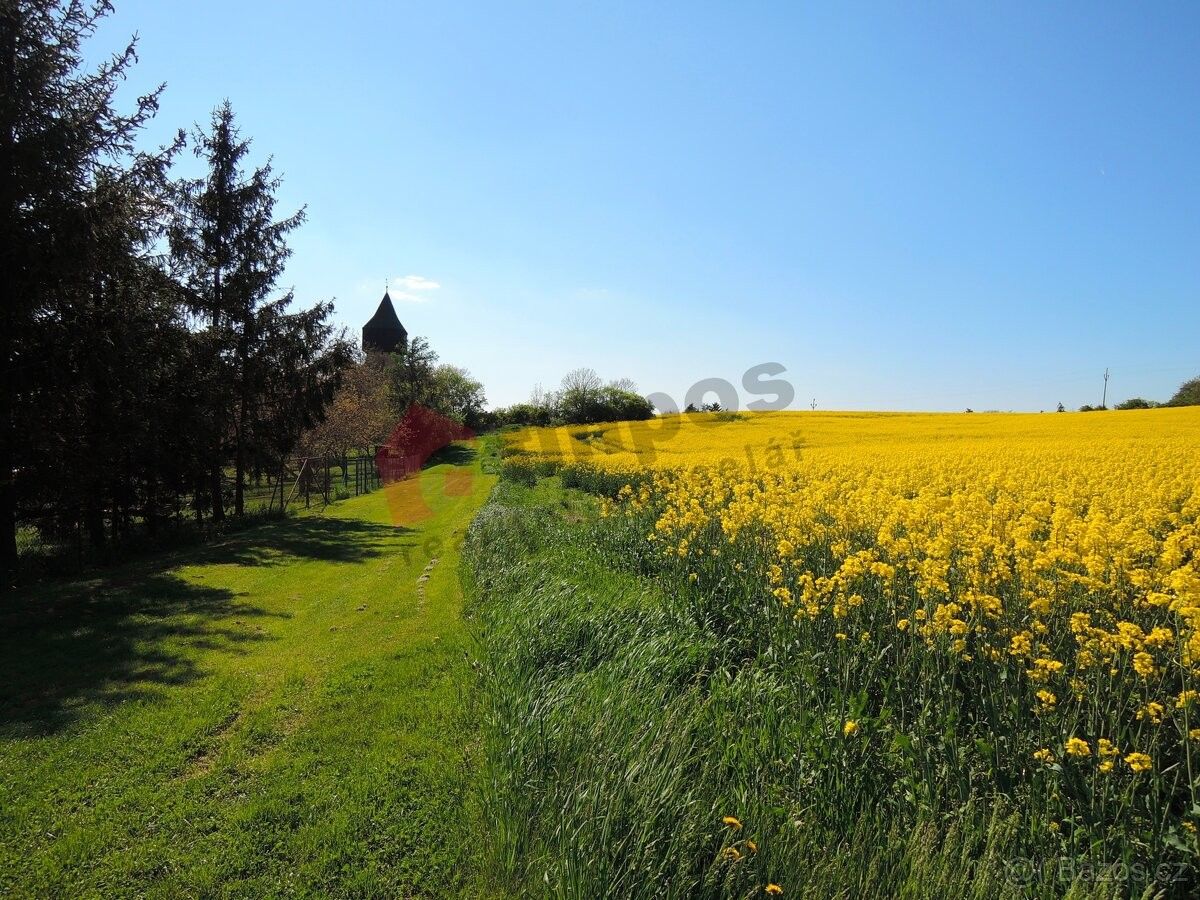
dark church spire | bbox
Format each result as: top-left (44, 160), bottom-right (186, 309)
top-left (363, 290), bottom-right (408, 354)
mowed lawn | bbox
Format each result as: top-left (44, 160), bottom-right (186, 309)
top-left (0, 444), bottom-right (496, 898)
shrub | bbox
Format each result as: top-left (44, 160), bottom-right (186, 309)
top-left (1168, 376), bottom-right (1200, 407)
top-left (1115, 397), bottom-right (1158, 410)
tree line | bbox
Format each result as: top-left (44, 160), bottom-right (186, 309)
top-left (488, 368), bottom-right (655, 429)
top-left (1, 2), bottom-right (355, 573)
top-left (1076, 375), bottom-right (1200, 412)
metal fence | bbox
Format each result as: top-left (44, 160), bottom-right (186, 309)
top-left (14, 451), bottom-right (388, 567)
top-left (243, 452), bottom-right (383, 513)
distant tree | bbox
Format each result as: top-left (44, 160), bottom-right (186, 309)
top-left (494, 402), bottom-right (554, 429)
top-left (1079, 404), bottom-right (1096, 412)
top-left (1115, 397), bottom-right (1157, 410)
top-left (495, 371), bottom-right (652, 427)
top-left (1167, 376), bottom-right (1200, 408)
top-left (428, 364), bottom-right (487, 429)
top-left (386, 335), bottom-right (439, 415)
top-left (250, 297), bottom-right (352, 465)
top-left (1056, 402), bottom-right (1066, 413)
top-left (598, 385), bottom-right (654, 421)
top-left (301, 352), bottom-right (390, 462)
top-left (561, 367), bottom-right (602, 395)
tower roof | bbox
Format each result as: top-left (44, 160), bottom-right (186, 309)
top-left (366, 291), bottom-right (404, 331)
top-left (363, 291), bottom-right (408, 353)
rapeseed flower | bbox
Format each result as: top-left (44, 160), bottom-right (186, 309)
top-left (1064, 738), bottom-right (1090, 757)
top-left (1125, 752), bottom-right (1152, 773)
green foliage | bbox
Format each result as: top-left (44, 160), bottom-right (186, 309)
top-left (385, 334), bottom-right (440, 415)
top-left (492, 401), bottom-right (556, 428)
top-left (1167, 376), bottom-right (1200, 408)
top-left (556, 384), bottom-right (654, 424)
top-left (492, 369), bottom-right (655, 428)
top-left (428, 364), bottom-right (488, 429)
top-left (171, 101), bottom-right (352, 518)
top-left (2, 8), bottom-right (353, 570)
top-left (0, 0), bottom-right (180, 569)
top-left (1115, 397), bottom-right (1158, 410)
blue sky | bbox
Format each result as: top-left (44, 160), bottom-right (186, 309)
top-left (92, 1), bottom-right (1199, 411)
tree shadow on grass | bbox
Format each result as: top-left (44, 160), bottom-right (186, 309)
top-left (1, 476), bottom-right (431, 735)
top-left (0, 570), bottom-right (284, 736)
top-left (422, 442), bottom-right (477, 469)
top-left (186, 515), bottom-right (413, 568)
top-left (1, 516), bottom-right (412, 735)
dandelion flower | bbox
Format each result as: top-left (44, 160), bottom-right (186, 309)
top-left (765, 886), bottom-right (784, 896)
top-left (843, 720), bottom-right (859, 737)
top-left (722, 816), bottom-right (742, 831)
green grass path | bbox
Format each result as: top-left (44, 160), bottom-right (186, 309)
top-left (0, 444), bottom-right (497, 898)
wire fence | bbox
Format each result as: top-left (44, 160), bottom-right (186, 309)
top-left (242, 452), bottom-right (384, 514)
top-left (15, 450), bottom-right (392, 570)
top-left (14, 403), bottom-right (471, 574)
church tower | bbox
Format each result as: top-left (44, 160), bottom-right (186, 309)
top-left (362, 290), bottom-right (408, 354)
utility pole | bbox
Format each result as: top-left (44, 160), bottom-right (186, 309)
top-left (1102, 368), bottom-right (1109, 409)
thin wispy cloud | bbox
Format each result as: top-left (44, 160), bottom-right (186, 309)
top-left (358, 274), bottom-right (442, 303)
top-left (389, 274), bottom-right (440, 303)
top-left (393, 274), bottom-right (441, 293)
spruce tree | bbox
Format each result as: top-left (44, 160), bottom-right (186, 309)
top-left (171, 102), bottom-right (301, 517)
top-left (0, 0), bottom-right (168, 574)
top-left (171, 102), bottom-right (350, 517)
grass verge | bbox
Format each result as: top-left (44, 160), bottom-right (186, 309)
top-left (1, 443), bottom-right (496, 898)
top-left (463, 470), bottom-right (1171, 899)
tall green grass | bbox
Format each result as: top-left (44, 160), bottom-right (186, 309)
top-left (463, 472), bottom-right (1185, 898)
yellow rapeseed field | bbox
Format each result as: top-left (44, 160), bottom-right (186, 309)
top-left (510, 407), bottom-right (1200, 847)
